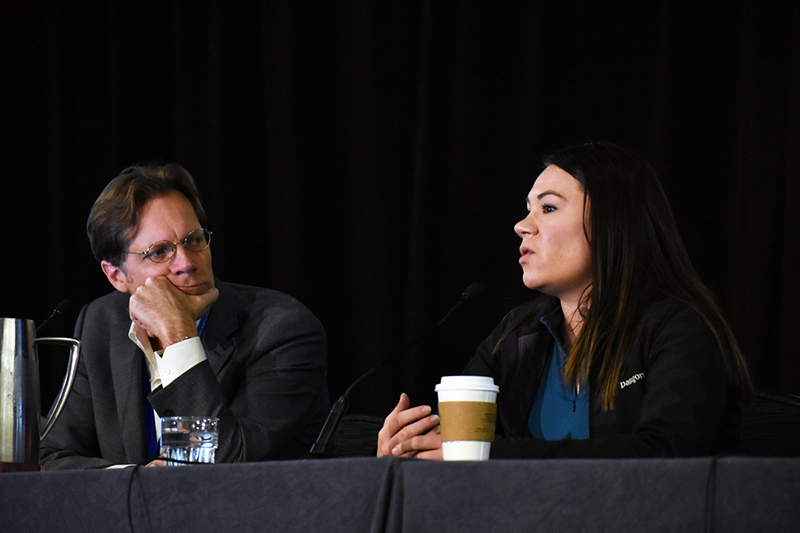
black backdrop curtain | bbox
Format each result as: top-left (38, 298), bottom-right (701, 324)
top-left (3, 1), bottom-right (798, 419)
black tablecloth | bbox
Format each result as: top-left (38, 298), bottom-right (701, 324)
top-left (2, 457), bottom-right (799, 532)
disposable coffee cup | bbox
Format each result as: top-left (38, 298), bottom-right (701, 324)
top-left (160, 416), bottom-right (219, 466)
top-left (435, 376), bottom-right (499, 461)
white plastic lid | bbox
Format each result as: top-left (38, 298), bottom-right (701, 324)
top-left (434, 375), bottom-right (499, 393)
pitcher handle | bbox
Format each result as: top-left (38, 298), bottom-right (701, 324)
top-left (35, 337), bottom-right (81, 440)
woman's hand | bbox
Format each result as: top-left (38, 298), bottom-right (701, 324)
top-left (377, 393), bottom-right (443, 460)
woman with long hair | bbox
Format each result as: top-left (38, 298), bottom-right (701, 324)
top-left (378, 141), bottom-right (753, 459)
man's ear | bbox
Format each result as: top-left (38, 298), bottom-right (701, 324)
top-left (101, 261), bottom-right (131, 293)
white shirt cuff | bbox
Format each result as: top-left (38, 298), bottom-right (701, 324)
top-left (155, 336), bottom-right (207, 388)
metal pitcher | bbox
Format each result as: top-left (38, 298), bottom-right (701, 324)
top-left (0, 317), bottom-right (80, 465)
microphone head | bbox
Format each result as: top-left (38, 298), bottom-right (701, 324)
top-left (36, 299), bottom-right (77, 334)
top-left (53, 299), bottom-right (74, 315)
top-left (461, 282), bottom-right (486, 302)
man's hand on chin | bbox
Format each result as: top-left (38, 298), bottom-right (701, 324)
top-left (129, 276), bottom-right (220, 348)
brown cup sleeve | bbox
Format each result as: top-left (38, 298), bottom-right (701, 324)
top-left (438, 401), bottom-right (496, 442)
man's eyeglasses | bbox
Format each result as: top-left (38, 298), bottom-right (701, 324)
top-left (125, 228), bottom-right (212, 263)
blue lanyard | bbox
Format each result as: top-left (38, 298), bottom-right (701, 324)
top-left (143, 358), bottom-right (159, 457)
top-left (197, 312), bottom-right (209, 338)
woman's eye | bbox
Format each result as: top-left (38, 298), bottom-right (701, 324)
top-left (543, 205), bottom-right (556, 213)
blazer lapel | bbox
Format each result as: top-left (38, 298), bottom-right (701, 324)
top-left (202, 280), bottom-right (237, 376)
top-left (110, 339), bottom-right (148, 463)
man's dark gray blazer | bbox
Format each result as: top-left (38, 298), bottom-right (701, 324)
top-left (40, 279), bottom-right (329, 469)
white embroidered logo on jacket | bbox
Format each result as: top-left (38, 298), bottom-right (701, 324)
top-left (620, 373), bottom-right (646, 389)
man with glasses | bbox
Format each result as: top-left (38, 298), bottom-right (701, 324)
top-left (40, 164), bottom-right (329, 469)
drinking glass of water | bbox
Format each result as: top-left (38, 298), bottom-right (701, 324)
top-left (160, 416), bottom-right (219, 466)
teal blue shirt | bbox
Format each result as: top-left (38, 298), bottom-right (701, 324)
top-left (526, 308), bottom-right (590, 440)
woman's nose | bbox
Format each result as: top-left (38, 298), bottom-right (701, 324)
top-left (515, 214), bottom-right (536, 238)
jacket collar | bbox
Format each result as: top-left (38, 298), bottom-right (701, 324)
top-left (200, 278), bottom-right (237, 375)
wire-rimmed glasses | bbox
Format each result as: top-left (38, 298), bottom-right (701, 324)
top-left (125, 228), bottom-right (212, 263)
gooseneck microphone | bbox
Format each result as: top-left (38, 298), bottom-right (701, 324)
top-left (36, 300), bottom-right (74, 334)
top-left (308, 282), bottom-right (485, 457)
